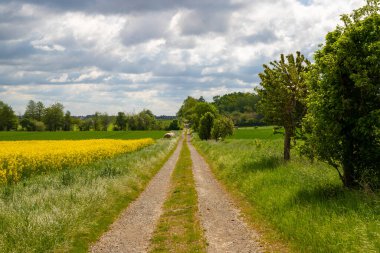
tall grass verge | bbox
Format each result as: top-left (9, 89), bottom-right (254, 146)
top-left (193, 137), bottom-right (380, 253)
top-left (149, 138), bottom-right (206, 253)
top-left (0, 138), bottom-right (178, 252)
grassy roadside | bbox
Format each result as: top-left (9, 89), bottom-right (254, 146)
top-left (0, 138), bottom-right (178, 252)
top-left (149, 137), bottom-right (206, 253)
top-left (192, 137), bottom-right (380, 253)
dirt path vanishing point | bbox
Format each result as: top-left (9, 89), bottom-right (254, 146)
top-left (188, 137), bottom-right (263, 253)
top-left (90, 137), bottom-right (183, 253)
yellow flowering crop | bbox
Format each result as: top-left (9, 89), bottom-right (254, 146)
top-left (0, 138), bottom-right (154, 184)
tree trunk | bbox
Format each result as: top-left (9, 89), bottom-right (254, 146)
top-left (342, 138), bottom-right (359, 188)
top-left (284, 129), bottom-right (291, 161)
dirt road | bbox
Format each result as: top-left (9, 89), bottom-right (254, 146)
top-left (91, 135), bottom-right (262, 252)
top-left (90, 137), bottom-right (183, 253)
top-left (188, 138), bottom-right (262, 253)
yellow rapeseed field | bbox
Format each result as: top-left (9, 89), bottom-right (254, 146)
top-left (0, 138), bottom-right (154, 184)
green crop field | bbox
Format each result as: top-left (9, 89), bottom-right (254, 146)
top-left (0, 130), bottom-right (168, 141)
top-left (228, 126), bottom-right (283, 140)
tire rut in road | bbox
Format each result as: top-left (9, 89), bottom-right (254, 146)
top-left (90, 137), bottom-right (183, 253)
top-left (188, 138), bottom-right (263, 253)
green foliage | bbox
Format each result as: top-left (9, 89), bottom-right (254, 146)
top-left (20, 118), bottom-right (46, 131)
top-left (198, 112), bottom-right (215, 140)
top-left (167, 119), bottom-right (180, 130)
top-left (193, 137), bottom-right (380, 253)
top-left (126, 109), bottom-right (156, 130)
top-left (43, 103), bottom-right (65, 131)
top-left (192, 102), bottom-right (218, 130)
top-left (213, 92), bottom-right (259, 113)
top-left (211, 116), bottom-right (234, 141)
top-left (303, 0), bottom-right (380, 188)
top-left (213, 92), bottom-right (263, 126)
top-left (114, 112), bottom-right (127, 131)
top-left (256, 52), bottom-right (311, 160)
top-left (0, 101), bottom-right (18, 131)
top-left (177, 96), bottom-right (217, 130)
top-left (63, 111), bottom-right (72, 131)
top-left (176, 96), bottom-right (199, 120)
top-left (24, 100), bottom-right (45, 121)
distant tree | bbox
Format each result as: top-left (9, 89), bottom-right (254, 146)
top-left (125, 110), bottom-right (157, 130)
top-left (24, 100), bottom-right (45, 121)
top-left (33, 120), bottom-right (46, 131)
top-left (0, 101), bottom-right (18, 131)
top-left (198, 96), bottom-right (206, 102)
top-left (193, 102), bottom-right (218, 131)
top-left (24, 100), bottom-right (37, 120)
top-left (199, 112), bottom-right (215, 140)
top-left (63, 111), bottom-right (72, 131)
top-left (138, 109), bottom-right (155, 130)
top-left (257, 52), bottom-right (311, 160)
top-left (211, 116), bottom-right (234, 141)
top-left (43, 103), bottom-right (64, 131)
top-left (302, 0), bottom-right (380, 188)
top-left (35, 101), bottom-right (45, 121)
top-left (92, 112), bottom-right (102, 131)
top-left (79, 118), bottom-right (93, 131)
top-left (20, 117), bottom-right (34, 131)
top-left (126, 115), bottom-right (138, 130)
top-left (99, 113), bottom-right (111, 131)
top-left (177, 96), bottom-right (200, 125)
top-left (167, 119), bottom-right (180, 130)
top-left (213, 92), bottom-right (262, 127)
top-left (115, 112), bottom-right (127, 131)
top-left (213, 92), bottom-right (260, 114)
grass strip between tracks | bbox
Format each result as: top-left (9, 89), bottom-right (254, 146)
top-left (149, 136), bottom-right (207, 253)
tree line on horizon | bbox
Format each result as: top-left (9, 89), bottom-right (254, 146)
top-left (0, 91), bottom-right (263, 133)
top-left (0, 100), bottom-right (181, 132)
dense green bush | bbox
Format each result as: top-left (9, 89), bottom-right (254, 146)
top-left (211, 116), bottom-right (234, 141)
top-left (198, 112), bottom-right (214, 140)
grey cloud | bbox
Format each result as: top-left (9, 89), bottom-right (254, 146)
top-left (178, 10), bottom-right (231, 35)
top-left (0, 40), bottom-right (36, 59)
top-left (4, 0), bottom-right (239, 14)
top-left (244, 29), bottom-right (278, 44)
top-left (120, 12), bottom-right (172, 45)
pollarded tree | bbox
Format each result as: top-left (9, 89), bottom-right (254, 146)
top-left (303, 0), bottom-right (380, 188)
top-left (257, 52), bottom-right (311, 160)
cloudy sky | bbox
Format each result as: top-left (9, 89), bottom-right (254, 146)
top-left (0, 0), bottom-right (364, 116)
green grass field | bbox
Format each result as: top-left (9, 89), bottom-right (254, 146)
top-left (193, 127), bottom-right (380, 253)
top-left (0, 138), bottom-right (178, 252)
top-left (228, 126), bottom-right (283, 140)
top-left (0, 130), bottom-right (167, 141)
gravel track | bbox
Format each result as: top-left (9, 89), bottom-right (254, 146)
top-left (188, 137), bottom-right (263, 253)
top-left (90, 137), bottom-right (183, 253)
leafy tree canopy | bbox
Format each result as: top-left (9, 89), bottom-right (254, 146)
top-left (303, 0), bottom-right (380, 188)
top-left (257, 51), bottom-right (311, 160)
